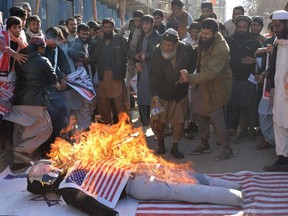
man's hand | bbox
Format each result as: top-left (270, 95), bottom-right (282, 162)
top-left (60, 79), bottom-right (67, 90)
top-left (12, 52), bottom-right (28, 65)
top-left (176, 69), bottom-right (189, 84)
top-left (241, 56), bottom-right (256, 65)
top-left (135, 62), bottom-right (143, 73)
top-left (135, 52), bottom-right (143, 61)
top-left (151, 95), bottom-right (161, 109)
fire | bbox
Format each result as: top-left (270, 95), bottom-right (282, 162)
top-left (48, 112), bottom-right (196, 184)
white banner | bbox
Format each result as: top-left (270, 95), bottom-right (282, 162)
top-left (66, 66), bottom-right (96, 101)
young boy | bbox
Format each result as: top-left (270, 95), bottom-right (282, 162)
top-left (182, 22), bottom-right (201, 46)
top-left (25, 15), bottom-right (44, 42)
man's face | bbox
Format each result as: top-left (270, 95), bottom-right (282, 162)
top-left (161, 39), bottom-right (178, 59)
top-left (37, 45), bottom-right (46, 55)
top-left (251, 22), bottom-right (263, 35)
top-left (199, 28), bottom-right (215, 48)
top-left (232, 9), bottom-right (243, 21)
top-left (78, 30), bottom-right (89, 43)
top-left (171, 5), bottom-right (183, 18)
top-left (28, 20), bottom-right (41, 33)
top-left (67, 19), bottom-right (77, 34)
top-left (142, 21), bottom-right (153, 34)
top-left (190, 29), bottom-right (200, 41)
top-left (9, 24), bottom-right (22, 38)
top-left (89, 29), bottom-right (96, 38)
top-left (272, 20), bottom-right (288, 39)
top-left (133, 17), bottom-right (142, 29)
top-left (45, 36), bottom-right (61, 49)
top-left (153, 15), bottom-right (163, 27)
top-left (201, 8), bottom-right (213, 19)
top-left (95, 29), bottom-right (103, 39)
top-left (102, 23), bottom-right (114, 35)
top-left (236, 20), bottom-right (250, 35)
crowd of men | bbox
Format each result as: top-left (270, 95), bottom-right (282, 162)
top-left (0, 0), bottom-right (288, 173)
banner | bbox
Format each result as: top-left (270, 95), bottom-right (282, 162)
top-left (0, 81), bottom-right (14, 116)
top-left (66, 66), bottom-right (96, 101)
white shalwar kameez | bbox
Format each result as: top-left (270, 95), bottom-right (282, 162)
top-left (273, 39), bottom-right (288, 157)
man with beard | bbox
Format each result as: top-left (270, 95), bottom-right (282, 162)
top-left (251, 16), bottom-right (266, 44)
top-left (179, 18), bottom-right (233, 160)
top-left (226, 15), bottom-right (262, 141)
top-left (263, 10), bottom-right (288, 172)
top-left (68, 23), bottom-right (96, 130)
top-left (223, 6), bottom-right (245, 39)
top-left (91, 18), bottom-right (135, 124)
top-left (149, 28), bottom-right (196, 159)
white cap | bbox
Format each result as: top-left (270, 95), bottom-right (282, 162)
top-left (272, 10), bottom-right (288, 20)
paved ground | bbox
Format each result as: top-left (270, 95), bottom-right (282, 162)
top-left (0, 109), bottom-right (278, 174)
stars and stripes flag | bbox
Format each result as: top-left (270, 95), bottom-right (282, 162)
top-left (59, 159), bottom-right (131, 209)
top-left (136, 171), bottom-right (288, 216)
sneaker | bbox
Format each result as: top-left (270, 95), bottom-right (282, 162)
top-left (188, 144), bottom-right (212, 155)
top-left (215, 149), bottom-right (234, 161)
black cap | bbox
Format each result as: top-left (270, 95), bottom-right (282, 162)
top-left (252, 16), bottom-right (264, 26)
top-left (201, 2), bottom-right (213, 10)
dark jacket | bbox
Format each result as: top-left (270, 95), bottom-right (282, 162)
top-left (149, 41), bottom-right (197, 102)
top-left (91, 34), bottom-right (135, 81)
top-left (13, 46), bottom-right (57, 106)
top-left (135, 30), bottom-right (162, 71)
top-left (227, 33), bottom-right (262, 81)
top-left (154, 24), bottom-right (166, 35)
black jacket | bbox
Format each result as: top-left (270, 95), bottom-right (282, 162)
top-left (14, 46), bottom-right (57, 106)
top-left (228, 33), bottom-right (262, 81)
top-left (91, 34), bottom-right (135, 81)
top-left (149, 41), bottom-right (197, 102)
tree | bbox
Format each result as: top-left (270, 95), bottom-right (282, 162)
top-left (244, 0), bottom-right (287, 17)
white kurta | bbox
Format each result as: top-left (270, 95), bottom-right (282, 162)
top-left (273, 39), bottom-right (288, 156)
top-left (273, 39), bottom-right (288, 128)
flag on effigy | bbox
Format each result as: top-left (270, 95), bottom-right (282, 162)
top-left (59, 159), bottom-right (131, 208)
top-left (66, 66), bottom-right (96, 101)
top-left (136, 171), bottom-right (288, 216)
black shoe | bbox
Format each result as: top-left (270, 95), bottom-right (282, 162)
top-left (170, 143), bottom-right (184, 159)
top-left (188, 122), bottom-right (198, 132)
top-left (247, 128), bottom-right (257, 141)
top-left (263, 156), bottom-right (288, 172)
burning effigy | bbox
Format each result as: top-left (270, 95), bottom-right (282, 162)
top-left (27, 113), bottom-right (243, 215)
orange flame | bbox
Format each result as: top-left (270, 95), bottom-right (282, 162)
top-left (48, 113), bottom-right (196, 184)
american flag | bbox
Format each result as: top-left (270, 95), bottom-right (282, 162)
top-left (136, 171), bottom-right (288, 216)
top-left (59, 159), bottom-right (131, 208)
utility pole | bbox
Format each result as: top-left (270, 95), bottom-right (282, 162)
top-left (118, 0), bottom-right (125, 26)
top-left (93, 0), bottom-right (98, 21)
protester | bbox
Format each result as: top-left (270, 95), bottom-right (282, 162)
top-left (223, 6), bottom-right (245, 38)
top-left (91, 18), bottom-right (135, 124)
top-left (226, 15), bottom-right (262, 140)
top-left (149, 28), bottom-right (197, 159)
top-left (263, 10), bottom-right (288, 172)
top-left (66, 17), bottom-right (77, 42)
top-left (195, 2), bottom-right (217, 24)
top-left (134, 15), bottom-right (162, 127)
top-left (179, 18), bottom-right (234, 160)
top-left (251, 16), bottom-right (266, 44)
top-left (25, 15), bottom-right (44, 43)
top-left (152, 9), bottom-right (166, 34)
top-left (7, 36), bottom-right (57, 172)
top-left (166, 0), bottom-right (193, 40)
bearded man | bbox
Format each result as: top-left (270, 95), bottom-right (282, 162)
top-left (149, 28), bottom-right (197, 159)
top-left (179, 18), bottom-right (233, 160)
top-left (263, 10), bottom-right (288, 172)
top-left (91, 18), bottom-right (135, 124)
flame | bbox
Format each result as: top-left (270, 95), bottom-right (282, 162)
top-left (48, 112), bottom-right (196, 184)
